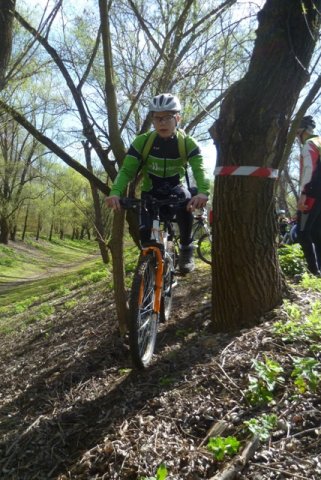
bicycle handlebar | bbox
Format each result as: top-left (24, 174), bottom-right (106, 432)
top-left (119, 194), bottom-right (186, 210)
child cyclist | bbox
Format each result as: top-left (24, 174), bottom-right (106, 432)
top-left (106, 93), bottom-right (210, 273)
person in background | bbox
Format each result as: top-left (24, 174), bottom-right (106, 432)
top-left (277, 209), bottom-right (289, 239)
top-left (296, 115), bottom-right (321, 276)
top-left (106, 93), bottom-right (210, 273)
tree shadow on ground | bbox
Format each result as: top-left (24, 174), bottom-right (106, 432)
top-left (0, 278), bottom-right (239, 479)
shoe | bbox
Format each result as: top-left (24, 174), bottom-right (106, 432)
top-left (178, 244), bottom-right (195, 274)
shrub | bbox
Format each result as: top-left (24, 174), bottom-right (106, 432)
top-left (278, 244), bottom-right (305, 276)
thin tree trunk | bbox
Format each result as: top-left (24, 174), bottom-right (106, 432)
top-left (108, 211), bottom-right (129, 335)
top-left (49, 221), bottom-right (54, 241)
top-left (83, 140), bottom-right (110, 264)
top-left (36, 214), bottom-right (42, 241)
top-left (21, 205), bottom-right (29, 241)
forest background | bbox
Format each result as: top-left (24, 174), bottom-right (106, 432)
top-left (1, 0), bottom-right (321, 331)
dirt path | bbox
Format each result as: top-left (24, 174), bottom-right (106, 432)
top-left (0, 250), bottom-right (100, 295)
top-left (0, 266), bottom-right (320, 479)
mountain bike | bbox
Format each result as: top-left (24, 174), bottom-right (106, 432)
top-left (191, 208), bottom-right (212, 265)
top-left (120, 193), bottom-right (183, 369)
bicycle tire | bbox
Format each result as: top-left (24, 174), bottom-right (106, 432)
top-left (197, 233), bottom-right (212, 265)
top-left (129, 253), bottom-right (159, 369)
top-left (160, 241), bottom-right (176, 322)
top-left (191, 221), bottom-right (207, 242)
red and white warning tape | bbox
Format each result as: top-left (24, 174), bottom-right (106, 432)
top-left (214, 166), bottom-right (279, 178)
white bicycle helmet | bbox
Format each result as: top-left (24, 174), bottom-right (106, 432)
top-left (149, 93), bottom-right (181, 113)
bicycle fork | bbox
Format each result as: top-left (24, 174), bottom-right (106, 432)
top-left (140, 246), bottom-right (164, 314)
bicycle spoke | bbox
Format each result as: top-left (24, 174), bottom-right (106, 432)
top-left (129, 254), bottom-right (158, 368)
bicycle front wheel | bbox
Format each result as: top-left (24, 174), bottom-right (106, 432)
top-left (197, 233), bottom-right (212, 265)
top-left (160, 242), bottom-right (176, 323)
top-left (129, 254), bottom-right (159, 369)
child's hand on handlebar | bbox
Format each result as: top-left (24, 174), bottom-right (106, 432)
top-left (106, 195), bottom-right (121, 211)
top-left (187, 193), bottom-right (208, 211)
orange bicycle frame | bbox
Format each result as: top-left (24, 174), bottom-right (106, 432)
top-left (138, 246), bottom-right (164, 314)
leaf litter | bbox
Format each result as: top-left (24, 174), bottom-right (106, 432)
top-left (0, 267), bottom-right (320, 479)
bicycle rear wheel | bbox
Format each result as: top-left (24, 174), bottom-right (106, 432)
top-left (197, 233), bottom-right (212, 265)
top-left (129, 253), bottom-right (159, 369)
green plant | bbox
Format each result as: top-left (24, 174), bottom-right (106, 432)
top-left (282, 300), bottom-right (302, 321)
top-left (50, 284), bottom-right (71, 295)
top-left (64, 299), bottom-right (78, 310)
top-left (278, 244), bottom-right (305, 276)
top-left (301, 273), bottom-right (321, 291)
top-left (159, 376), bottom-right (175, 387)
top-left (207, 436), bottom-right (241, 461)
top-left (13, 297), bottom-right (39, 314)
top-left (84, 270), bottom-right (107, 283)
top-left (0, 245), bottom-right (22, 267)
top-left (291, 356), bottom-right (320, 393)
top-left (140, 464), bottom-right (168, 480)
top-left (175, 327), bottom-right (193, 337)
top-left (118, 368), bottom-right (132, 375)
top-left (246, 357), bottom-right (284, 405)
top-left (273, 300), bottom-right (321, 343)
top-left (244, 414), bottom-right (278, 441)
top-left (31, 304), bottom-right (55, 321)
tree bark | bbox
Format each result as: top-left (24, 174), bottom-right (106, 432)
top-left (83, 140), bottom-right (110, 264)
top-left (21, 204), bottom-right (29, 241)
top-left (99, 0), bottom-right (129, 330)
top-left (0, 215), bottom-right (9, 244)
top-left (108, 211), bottom-right (129, 336)
top-left (212, 0), bottom-right (321, 331)
top-left (36, 214), bottom-right (42, 241)
top-left (0, 0), bottom-right (15, 89)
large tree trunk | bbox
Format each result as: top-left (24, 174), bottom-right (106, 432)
top-left (212, 0), bottom-right (321, 331)
top-left (0, 0), bottom-right (15, 89)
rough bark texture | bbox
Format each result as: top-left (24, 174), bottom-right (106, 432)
top-left (0, 0), bottom-right (15, 89)
top-left (0, 215), bottom-right (9, 244)
top-left (212, 0), bottom-right (321, 331)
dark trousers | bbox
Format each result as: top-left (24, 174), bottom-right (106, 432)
top-left (139, 186), bottom-right (194, 247)
top-left (297, 198), bottom-right (321, 274)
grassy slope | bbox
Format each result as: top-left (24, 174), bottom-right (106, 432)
top-left (0, 237), bottom-right (110, 333)
top-left (0, 237), bottom-right (100, 282)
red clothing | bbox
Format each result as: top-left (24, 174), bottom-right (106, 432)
top-left (299, 135), bottom-right (321, 211)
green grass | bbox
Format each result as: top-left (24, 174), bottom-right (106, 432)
top-left (0, 236), bottom-right (112, 334)
top-left (0, 236), bottom-right (142, 335)
top-left (0, 259), bottom-right (110, 334)
top-left (0, 237), bottom-right (99, 282)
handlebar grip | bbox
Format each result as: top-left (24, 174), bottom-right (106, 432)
top-left (119, 197), bottom-right (141, 209)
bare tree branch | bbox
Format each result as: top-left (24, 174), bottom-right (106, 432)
top-left (0, 99), bottom-right (110, 195)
